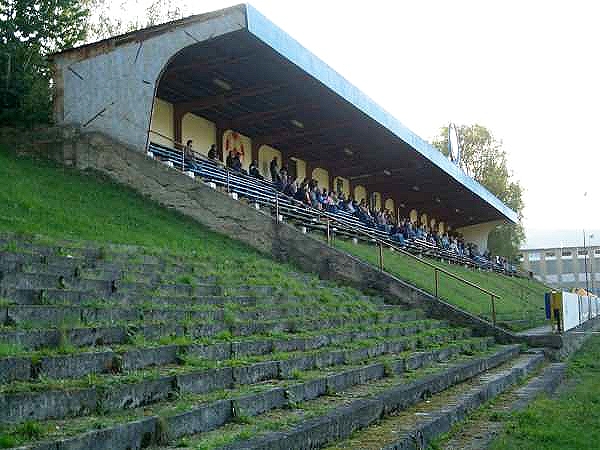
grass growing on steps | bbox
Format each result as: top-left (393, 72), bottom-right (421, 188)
top-left (333, 239), bottom-right (548, 331)
top-left (487, 335), bottom-right (600, 450)
top-left (0, 148), bottom-right (327, 291)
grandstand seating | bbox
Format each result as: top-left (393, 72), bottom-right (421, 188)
top-left (148, 142), bottom-right (518, 276)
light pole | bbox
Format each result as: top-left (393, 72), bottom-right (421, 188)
top-left (583, 192), bottom-right (590, 296)
top-left (584, 229), bottom-right (589, 295)
top-left (590, 234), bottom-right (595, 295)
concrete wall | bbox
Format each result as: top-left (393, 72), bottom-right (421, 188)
top-left (384, 198), bottom-right (395, 212)
top-left (258, 145), bottom-right (281, 179)
top-left (456, 220), bottom-right (503, 252)
top-left (149, 98), bottom-right (174, 147)
top-left (52, 7), bottom-right (246, 151)
top-left (354, 185), bottom-right (367, 203)
top-left (312, 168), bottom-right (329, 191)
top-left (182, 113), bottom-right (216, 157)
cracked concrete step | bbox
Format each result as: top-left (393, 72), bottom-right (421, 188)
top-left (154, 345), bottom-right (520, 450)
top-left (1, 302), bottom-right (419, 334)
top-left (3, 299), bottom-right (396, 328)
top-left (0, 319), bottom-right (447, 383)
top-left (438, 361), bottom-right (566, 450)
top-left (2, 338), bottom-right (497, 450)
top-left (0, 308), bottom-right (421, 351)
top-left (3, 288), bottom-right (259, 307)
top-left (324, 351), bottom-right (546, 450)
top-left (0, 272), bottom-right (223, 296)
top-left (0, 328), bottom-right (475, 425)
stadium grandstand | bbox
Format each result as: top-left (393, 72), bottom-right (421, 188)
top-left (1, 4), bottom-right (589, 450)
top-left (50, 3), bottom-right (517, 259)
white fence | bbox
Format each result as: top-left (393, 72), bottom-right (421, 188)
top-left (556, 292), bottom-right (600, 332)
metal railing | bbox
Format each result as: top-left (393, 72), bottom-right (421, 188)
top-left (147, 133), bottom-right (502, 326)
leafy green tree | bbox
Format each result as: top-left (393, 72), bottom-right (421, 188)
top-left (433, 124), bottom-right (525, 260)
top-left (0, 0), bottom-right (88, 127)
top-left (83, 0), bottom-right (186, 41)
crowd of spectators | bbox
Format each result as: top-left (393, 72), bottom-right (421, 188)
top-left (254, 157), bottom-right (500, 263)
top-left (179, 142), bottom-right (506, 267)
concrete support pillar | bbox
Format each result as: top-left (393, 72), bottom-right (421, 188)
top-left (173, 107), bottom-right (185, 148)
top-left (216, 126), bottom-right (225, 162)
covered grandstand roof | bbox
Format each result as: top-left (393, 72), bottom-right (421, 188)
top-left (52, 3), bottom-right (518, 228)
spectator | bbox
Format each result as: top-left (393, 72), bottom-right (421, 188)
top-left (270, 157), bottom-right (280, 182)
top-left (231, 152), bottom-right (242, 172)
top-left (249, 160), bottom-right (263, 179)
top-left (184, 140), bottom-right (194, 162)
top-left (207, 144), bottom-right (217, 160)
top-left (226, 151), bottom-right (234, 169)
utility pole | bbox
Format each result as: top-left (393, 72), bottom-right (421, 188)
top-left (584, 229), bottom-right (589, 295)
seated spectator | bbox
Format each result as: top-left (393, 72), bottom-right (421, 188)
top-left (184, 139), bottom-right (194, 161)
top-left (284, 177), bottom-right (298, 197)
top-left (226, 151), bottom-right (234, 169)
top-left (249, 160), bottom-right (263, 179)
top-left (231, 152), bottom-right (243, 172)
top-left (207, 144), bottom-right (217, 160)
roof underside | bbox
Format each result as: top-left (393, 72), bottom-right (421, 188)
top-left (61, 4), bottom-right (518, 228)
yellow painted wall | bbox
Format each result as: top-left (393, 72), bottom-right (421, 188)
top-left (354, 185), bottom-right (367, 203)
top-left (182, 113), bottom-right (216, 157)
top-left (333, 177), bottom-right (350, 196)
top-left (149, 98), bottom-right (174, 147)
top-left (430, 218), bottom-right (437, 232)
top-left (410, 209), bottom-right (418, 223)
top-left (223, 129), bottom-right (252, 170)
top-left (384, 198), bottom-right (395, 212)
top-left (293, 158), bottom-right (306, 181)
top-left (438, 222), bottom-right (445, 233)
top-left (312, 168), bottom-right (329, 191)
top-left (258, 145), bottom-right (282, 179)
top-left (420, 213), bottom-right (428, 227)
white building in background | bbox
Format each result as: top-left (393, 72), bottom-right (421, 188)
top-left (520, 245), bottom-right (600, 294)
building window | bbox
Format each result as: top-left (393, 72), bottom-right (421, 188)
top-left (579, 273), bottom-right (589, 282)
top-left (578, 249), bottom-right (589, 259)
top-left (545, 251), bottom-right (556, 260)
top-left (561, 273), bottom-right (575, 282)
top-left (594, 249), bottom-right (600, 258)
top-left (562, 250), bottom-right (572, 259)
top-left (517, 254), bottom-right (524, 262)
top-left (545, 274), bottom-right (559, 283)
top-left (528, 252), bottom-right (541, 262)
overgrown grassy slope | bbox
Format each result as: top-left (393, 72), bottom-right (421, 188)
top-left (334, 234), bottom-right (548, 330)
top-left (489, 334), bottom-right (600, 450)
top-left (0, 148), bottom-right (324, 292)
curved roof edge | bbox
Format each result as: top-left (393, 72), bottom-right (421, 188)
top-left (245, 4), bottom-right (518, 224)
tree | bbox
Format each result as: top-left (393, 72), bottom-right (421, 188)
top-left (83, 0), bottom-right (186, 42)
top-left (432, 124), bottom-right (525, 260)
top-left (0, 0), bottom-right (89, 127)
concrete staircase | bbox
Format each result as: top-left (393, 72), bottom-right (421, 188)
top-left (0, 236), bottom-right (543, 450)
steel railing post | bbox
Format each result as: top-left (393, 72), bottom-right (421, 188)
top-left (491, 294), bottom-right (497, 327)
top-left (326, 218), bottom-right (331, 245)
top-left (275, 192), bottom-right (280, 223)
top-left (434, 269), bottom-right (439, 298)
top-left (226, 169), bottom-right (230, 193)
top-left (379, 242), bottom-right (384, 271)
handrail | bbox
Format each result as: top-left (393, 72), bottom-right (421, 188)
top-left (147, 136), bottom-right (502, 325)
